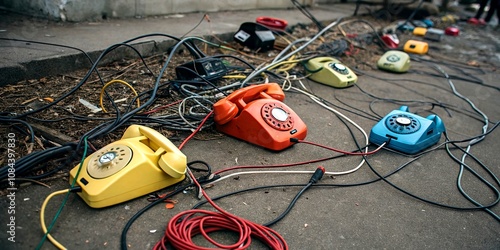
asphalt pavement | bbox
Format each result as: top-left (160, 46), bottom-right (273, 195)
top-left (0, 3), bottom-right (499, 250)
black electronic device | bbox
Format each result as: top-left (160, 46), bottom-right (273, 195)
top-left (233, 22), bottom-right (275, 51)
top-left (175, 57), bottom-right (227, 81)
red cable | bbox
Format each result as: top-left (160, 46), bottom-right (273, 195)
top-left (156, 111), bottom-right (288, 249)
top-left (213, 155), bottom-right (339, 175)
top-left (213, 141), bottom-right (385, 175)
top-left (154, 171), bottom-right (288, 250)
top-left (142, 100), bottom-right (182, 115)
top-left (178, 111), bottom-right (213, 150)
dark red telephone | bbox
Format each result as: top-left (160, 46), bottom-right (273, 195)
top-left (213, 83), bottom-right (307, 151)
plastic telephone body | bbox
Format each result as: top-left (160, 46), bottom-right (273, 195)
top-left (413, 27), bottom-right (427, 36)
top-left (305, 57), bottom-right (358, 88)
top-left (403, 40), bottom-right (428, 55)
top-left (213, 83), bottom-right (307, 151)
top-left (369, 106), bottom-right (445, 154)
top-left (69, 125), bottom-right (187, 208)
top-left (377, 50), bottom-right (411, 73)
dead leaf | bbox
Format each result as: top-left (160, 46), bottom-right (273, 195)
top-left (467, 60), bottom-right (480, 67)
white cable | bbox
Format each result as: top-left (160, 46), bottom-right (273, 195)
top-left (198, 81), bottom-right (241, 96)
top-left (290, 86), bottom-right (370, 175)
top-left (272, 38), bottom-right (310, 63)
top-left (209, 170), bottom-right (317, 185)
top-left (242, 18), bottom-right (343, 86)
top-left (179, 96), bottom-right (214, 128)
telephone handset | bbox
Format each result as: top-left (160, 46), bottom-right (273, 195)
top-left (69, 125), bottom-right (187, 208)
top-left (213, 83), bottom-right (307, 151)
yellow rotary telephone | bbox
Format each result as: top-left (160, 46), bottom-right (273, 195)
top-left (69, 125), bottom-right (187, 208)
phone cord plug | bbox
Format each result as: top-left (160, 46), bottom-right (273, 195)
top-left (309, 166), bottom-right (326, 184)
top-left (70, 186), bottom-right (82, 193)
top-left (384, 137), bottom-right (392, 146)
top-left (290, 138), bottom-right (300, 143)
top-left (194, 174), bottom-right (221, 199)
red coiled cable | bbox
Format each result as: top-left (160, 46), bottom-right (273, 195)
top-left (153, 170), bottom-right (288, 250)
top-left (154, 111), bottom-right (288, 250)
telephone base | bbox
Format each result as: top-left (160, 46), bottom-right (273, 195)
top-left (377, 50), bottom-right (410, 73)
top-left (216, 99), bottom-right (307, 151)
top-left (369, 106), bottom-right (445, 154)
top-left (70, 173), bottom-right (184, 208)
top-left (69, 125), bottom-right (187, 208)
top-left (306, 57), bottom-right (358, 88)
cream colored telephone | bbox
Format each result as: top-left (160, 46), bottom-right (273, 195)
top-left (69, 125), bottom-right (187, 208)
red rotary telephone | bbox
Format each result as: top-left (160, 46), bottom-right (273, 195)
top-left (213, 83), bottom-right (307, 151)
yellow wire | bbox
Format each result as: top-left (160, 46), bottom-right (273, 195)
top-left (222, 75), bottom-right (247, 79)
top-left (267, 59), bottom-right (303, 71)
top-left (40, 189), bottom-right (70, 250)
top-left (222, 72), bottom-right (269, 80)
top-left (99, 79), bottom-right (141, 113)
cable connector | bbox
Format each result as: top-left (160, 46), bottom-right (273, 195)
top-left (194, 174), bottom-right (221, 200)
top-left (309, 166), bottom-right (325, 184)
top-left (70, 186), bottom-right (82, 193)
top-left (290, 138), bottom-right (299, 143)
top-left (197, 173), bottom-right (220, 184)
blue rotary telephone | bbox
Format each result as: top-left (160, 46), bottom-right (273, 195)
top-left (369, 106), bottom-right (445, 154)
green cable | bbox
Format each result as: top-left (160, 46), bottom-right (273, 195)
top-left (36, 137), bottom-right (88, 250)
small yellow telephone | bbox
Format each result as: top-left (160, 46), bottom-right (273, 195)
top-left (69, 125), bottom-right (187, 208)
top-left (305, 57), bottom-right (358, 88)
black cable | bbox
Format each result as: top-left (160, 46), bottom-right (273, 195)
top-left (210, 54), bottom-right (257, 70)
top-left (291, 0), bottom-right (324, 30)
top-left (296, 80), bottom-right (500, 212)
top-left (0, 118), bottom-right (35, 143)
top-left (120, 33), bottom-right (206, 59)
top-left (23, 150), bottom-right (81, 180)
top-left (120, 183), bottom-right (192, 250)
top-left (286, 87), bottom-right (379, 121)
top-left (411, 69), bottom-right (500, 92)
top-left (124, 81), bottom-right (174, 114)
top-left (0, 144), bottom-right (75, 180)
top-left (397, 0), bottom-right (424, 30)
top-left (314, 39), bottom-right (349, 57)
top-left (175, 66), bottom-right (229, 96)
top-left (263, 167), bottom-right (324, 227)
top-left (120, 160), bottom-right (216, 250)
top-left (5, 42), bottom-right (151, 120)
top-left (5, 32), bottom-right (198, 123)
top-left (333, 92), bottom-right (381, 120)
top-left (84, 36), bottom-right (209, 141)
top-left (444, 132), bottom-right (500, 221)
top-left (352, 69), bottom-right (452, 110)
top-left (352, 83), bottom-right (491, 122)
top-left (364, 146), bottom-right (500, 211)
top-left (187, 160), bottom-right (213, 174)
top-left (264, 182), bottom-right (313, 226)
